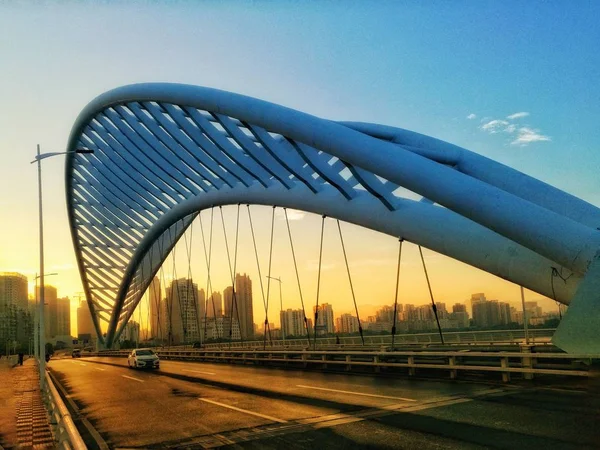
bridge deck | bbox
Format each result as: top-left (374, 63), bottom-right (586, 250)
top-left (47, 356), bottom-right (599, 449)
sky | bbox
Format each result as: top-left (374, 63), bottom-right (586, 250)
top-left (1, 1), bottom-right (599, 336)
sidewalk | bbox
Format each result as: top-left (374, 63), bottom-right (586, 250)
top-left (0, 358), bottom-right (54, 449)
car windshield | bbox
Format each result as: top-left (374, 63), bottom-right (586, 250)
top-left (136, 350), bottom-right (154, 356)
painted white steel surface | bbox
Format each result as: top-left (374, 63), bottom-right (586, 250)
top-left (64, 83), bottom-right (600, 349)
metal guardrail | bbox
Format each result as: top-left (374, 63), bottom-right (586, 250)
top-left (43, 371), bottom-right (86, 449)
top-left (197, 328), bottom-right (556, 350)
top-left (89, 344), bottom-right (598, 383)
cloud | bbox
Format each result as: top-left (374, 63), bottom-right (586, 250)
top-left (275, 208), bottom-right (306, 221)
top-left (506, 112), bottom-right (530, 120)
top-left (466, 113), bottom-right (476, 120)
top-left (511, 127), bottom-right (551, 146)
top-left (480, 119), bottom-right (509, 133)
top-left (504, 124), bottom-right (516, 133)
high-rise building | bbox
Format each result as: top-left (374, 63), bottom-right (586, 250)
top-left (0, 273), bottom-right (29, 347)
top-left (207, 291), bottom-right (223, 318)
top-left (55, 297), bottom-right (71, 337)
top-left (280, 309), bottom-right (306, 337)
top-left (223, 286), bottom-right (234, 317)
top-left (203, 316), bottom-right (241, 341)
top-left (120, 320), bottom-right (140, 343)
top-left (77, 300), bottom-right (96, 337)
top-left (165, 278), bottom-right (202, 344)
top-left (0, 273), bottom-right (28, 312)
top-left (336, 313), bottom-right (359, 334)
top-left (472, 300), bottom-right (512, 327)
top-left (149, 277), bottom-right (162, 339)
top-left (375, 305), bottom-right (396, 323)
top-left (235, 274), bottom-right (254, 340)
top-left (452, 303), bottom-right (467, 313)
top-left (313, 303), bottom-right (334, 335)
top-left (470, 293), bottom-right (487, 317)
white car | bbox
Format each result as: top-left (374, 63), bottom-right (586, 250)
top-left (127, 348), bottom-right (160, 370)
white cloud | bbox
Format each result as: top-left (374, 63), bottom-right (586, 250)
top-left (466, 113), bottom-right (476, 120)
top-left (504, 124), bottom-right (516, 133)
top-left (506, 112), bottom-right (529, 120)
top-left (511, 127), bottom-right (551, 146)
top-left (275, 208), bottom-right (306, 221)
top-left (480, 119), bottom-right (509, 133)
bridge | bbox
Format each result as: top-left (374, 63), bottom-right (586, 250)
top-left (65, 83), bottom-right (600, 353)
top-left (10, 83), bottom-right (594, 448)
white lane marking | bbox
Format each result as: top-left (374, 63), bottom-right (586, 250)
top-left (296, 385), bottom-right (416, 402)
top-left (199, 398), bottom-right (287, 423)
top-left (79, 363), bottom-right (87, 366)
top-left (183, 369), bottom-right (216, 375)
top-left (122, 375), bottom-right (144, 382)
top-left (94, 368), bottom-right (106, 371)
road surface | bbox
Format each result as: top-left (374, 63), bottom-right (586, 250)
top-left (48, 356), bottom-right (599, 449)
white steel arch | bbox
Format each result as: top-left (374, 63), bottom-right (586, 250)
top-left (65, 83), bottom-right (600, 351)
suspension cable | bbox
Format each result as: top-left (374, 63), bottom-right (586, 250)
top-left (284, 208), bottom-right (311, 345)
top-left (550, 267), bottom-right (571, 320)
top-left (264, 206), bottom-right (276, 349)
top-left (418, 245), bottom-right (444, 344)
top-left (170, 220), bottom-right (189, 346)
top-left (184, 217), bottom-right (200, 346)
top-left (313, 215), bottom-right (326, 350)
top-left (391, 238), bottom-right (404, 349)
top-left (232, 204), bottom-right (243, 344)
top-left (246, 205), bottom-right (272, 349)
top-left (220, 205), bottom-right (244, 347)
top-left (336, 220), bottom-right (365, 346)
top-left (199, 208), bottom-right (218, 343)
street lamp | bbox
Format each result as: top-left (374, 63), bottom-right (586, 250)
top-left (32, 145), bottom-right (93, 388)
top-left (266, 276), bottom-right (284, 345)
top-left (33, 272), bottom-right (57, 360)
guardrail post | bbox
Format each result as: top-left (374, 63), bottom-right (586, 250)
top-left (449, 356), bottom-right (457, 379)
top-left (408, 356), bottom-right (415, 376)
top-left (374, 355), bottom-right (380, 373)
top-left (345, 354), bottom-right (351, 371)
top-left (521, 344), bottom-right (534, 380)
top-left (501, 357), bottom-right (511, 382)
top-left (322, 353), bottom-right (327, 369)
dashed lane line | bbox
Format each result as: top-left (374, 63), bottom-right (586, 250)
top-left (122, 375), bottom-right (144, 382)
top-left (296, 385), bottom-right (417, 402)
top-left (199, 398), bottom-right (288, 423)
top-left (183, 369), bottom-right (216, 375)
top-left (95, 368), bottom-right (106, 371)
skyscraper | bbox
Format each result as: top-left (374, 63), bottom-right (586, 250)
top-left (165, 278), bottom-right (202, 344)
top-left (55, 297), bottom-right (71, 337)
top-left (280, 308), bottom-right (306, 337)
top-left (235, 273), bottom-right (254, 339)
top-left (336, 313), bottom-right (359, 334)
top-left (77, 300), bottom-right (96, 337)
top-left (0, 273), bottom-right (29, 348)
top-left (313, 303), bottom-right (334, 335)
top-left (207, 291), bottom-right (223, 318)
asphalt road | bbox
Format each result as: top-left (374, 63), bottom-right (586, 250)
top-left (47, 356), bottom-right (600, 449)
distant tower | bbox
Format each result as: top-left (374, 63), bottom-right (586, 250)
top-left (235, 274), bottom-right (254, 340)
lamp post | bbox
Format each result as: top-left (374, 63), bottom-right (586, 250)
top-left (33, 272), bottom-right (57, 360)
top-left (32, 145), bottom-right (93, 388)
top-left (266, 276), bottom-right (283, 344)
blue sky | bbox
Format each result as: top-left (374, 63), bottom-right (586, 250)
top-left (1, 1), bottom-right (599, 331)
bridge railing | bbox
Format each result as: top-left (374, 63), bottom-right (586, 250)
top-left (43, 371), bottom-right (86, 449)
top-left (87, 344), bottom-right (597, 383)
top-left (196, 328), bottom-right (556, 350)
